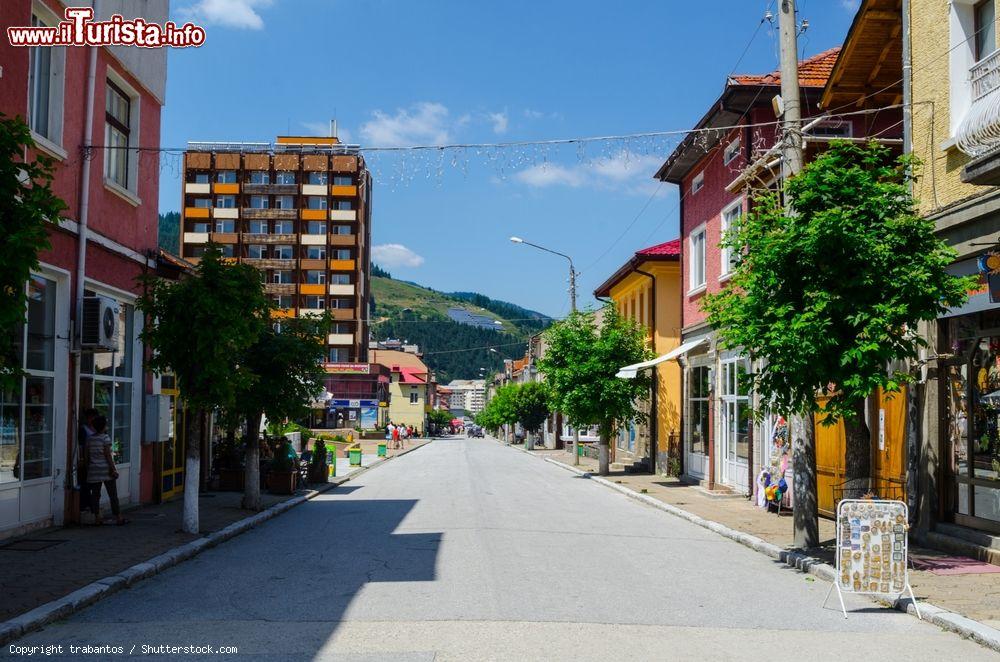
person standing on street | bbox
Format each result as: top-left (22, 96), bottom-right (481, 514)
top-left (84, 415), bottom-right (126, 526)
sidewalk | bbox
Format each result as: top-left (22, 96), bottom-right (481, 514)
top-left (529, 446), bottom-right (1000, 631)
top-left (0, 439), bottom-right (428, 625)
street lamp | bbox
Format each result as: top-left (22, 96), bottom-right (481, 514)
top-left (509, 236), bottom-right (580, 463)
top-left (509, 236), bottom-right (577, 312)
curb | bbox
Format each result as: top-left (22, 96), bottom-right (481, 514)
top-left (0, 440), bottom-right (430, 646)
top-left (538, 455), bottom-right (1000, 653)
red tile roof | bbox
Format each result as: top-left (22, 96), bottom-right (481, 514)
top-left (729, 48), bottom-right (840, 88)
top-left (636, 239), bottom-right (681, 257)
top-left (398, 368), bottom-right (427, 384)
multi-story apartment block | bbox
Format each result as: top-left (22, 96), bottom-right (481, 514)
top-left (179, 136), bottom-right (373, 368)
top-left (0, 0), bottom-right (169, 537)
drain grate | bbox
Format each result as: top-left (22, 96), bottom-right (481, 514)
top-left (0, 538), bottom-right (68, 552)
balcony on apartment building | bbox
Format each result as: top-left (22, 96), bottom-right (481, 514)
top-left (242, 208), bottom-right (297, 220)
top-left (242, 183), bottom-right (297, 196)
top-left (244, 258), bottom-right (295, 270)
top-left (958, 48), bottom-right (1000, 184)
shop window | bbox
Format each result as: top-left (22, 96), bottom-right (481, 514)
top-left (687, 365), bottom-right (710, 455)
top-left (0, 276), bottom-right (57, 484)
top-left (80, 294), bottom-right (134, 465)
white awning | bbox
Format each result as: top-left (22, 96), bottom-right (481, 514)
top-left (616, 337), bottom-right (708, 379)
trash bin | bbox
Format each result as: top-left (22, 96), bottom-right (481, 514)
top-left (349, 447), bottom-right (362, 466)
top-left (577, 444), bottom-right (585, 457)
top-left (377, 443), bottom-right (387, 457)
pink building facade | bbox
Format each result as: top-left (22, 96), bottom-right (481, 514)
top-left (655, 49), bottom-right (903, 495)
top-left (0, 0), bottom-right (168, 537)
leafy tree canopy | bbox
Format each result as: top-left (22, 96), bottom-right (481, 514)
top-left (538, 304), bottom-right (652, 436)
top-left (0, 115), bottom-right (66, 392)
top-left (703, 141), bottom-right (973, 422)
top-left (138, 246), bottom-right (271, 413)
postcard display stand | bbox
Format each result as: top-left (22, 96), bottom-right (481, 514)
top-left (825, 499), bottom-right (921, 619)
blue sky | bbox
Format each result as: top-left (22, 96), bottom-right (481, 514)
top-left (160, 0), bottom-right (860, 317)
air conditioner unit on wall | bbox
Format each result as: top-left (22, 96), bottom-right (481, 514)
top-left (81, 295), bottom-right (120, 352)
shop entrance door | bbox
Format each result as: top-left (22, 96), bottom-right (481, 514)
top-left (815, 397), bottom-right (846, 518)
top-left (720, 358), bottom-right (750, 493)
top-left (872, 386), bottom-right (907, 501)
top-left (160, 382), bottom-right (185, 500)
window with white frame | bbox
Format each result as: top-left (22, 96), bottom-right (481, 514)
top-left (275, 295), bottom-right (293, 309)
top-left (247, 245), bottom-right (266, 259)
top-left (104, 81), bottom-right (131, 189)
top-left (329, 348), bottom-right (349, 363)
top-left (0, 276), bottom-right (58, 484)
top-left (305, 221), bottom-right (326, 235)
top-left (691, 172), bottom-right (704, 194)
top-left (27, 6), bottom-right (65, 147)
top-left (306, 246), bottom-right (326, 259)
top-left (276, 171), bottom-right (295, 185)
top-left (274, 195), bottom-right (294, 209)
top-left (689, 226), bottom-right (706, 290)
top-left (723, 139), bottom-right (740, 165)
top-left (249, 195), bottom-right (269, 209)
top-left (274, 245), bottom-right (293, 260)
top-left (333, 175), bottom-right (353, 186)
top-left (273, 220), bottom-right (293, 234)
top-left (248, 171), bottom-right (269, 184)
top-left (687, 365), bottom-right (709, 455)
top-left (303, 295), bottom-right (325, 309)
top-left (410, 390), bottom-right (419, 404)
top-left (305, 270), bottom-right (325, 285)
top-left (217, 171), bottom-right (237, 183)
top-left (720, 200), bottom-right (742, 278)
top-left (80, 293), bottom-right (136, 465)
top-left (307, 172), bottom-right (328, 185)
top-left (307, 196), bottom-right (328, 210)
top-left (248, 220), bottom-right (268, 235)
top-left (214, 220), bottom-right (235, 233)
top-left (273, 270), bottom-right (293, 284)
top-left (216, 195), bottom-right (236, 208)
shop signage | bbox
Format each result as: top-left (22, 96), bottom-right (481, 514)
top-left (329, 398), bottom-right (378, 409)
top-left (980, 251), bottom-right (1000, 304)
top-left (324, 363), bottom-right (371, 374)
top-left (826, 499), bottom-right (921, 619)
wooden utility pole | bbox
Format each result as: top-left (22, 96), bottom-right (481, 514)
top-left (778, 0), bottom-right (819, 549)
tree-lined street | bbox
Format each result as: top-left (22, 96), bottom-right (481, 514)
top-left (10, 437), bottom-right (991, 661)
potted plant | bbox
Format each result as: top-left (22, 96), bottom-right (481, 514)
top-left (308, 439), bottom-right (328, 484)
top-left (214, 432), bottom-right (245, 491)
top-left (267, 438), bottom-right (298, 494)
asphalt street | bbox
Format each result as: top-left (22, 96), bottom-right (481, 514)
top-left (6, 437), bottom-right (995, 661)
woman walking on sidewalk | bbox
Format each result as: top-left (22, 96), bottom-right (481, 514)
top-left (84, 415), bottom-right (127, 526)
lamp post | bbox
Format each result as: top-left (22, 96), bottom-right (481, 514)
top-left (509, 236), bottom-right (580, 463)
top-left (509, 236), bottom-right (577, 313)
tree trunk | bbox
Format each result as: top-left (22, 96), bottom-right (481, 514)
top-left (843, 398), bottom-right (871, 488)
top-left (182, 408), bottom-right (201, 535)
top-left (598, 423), bottom-right (611, 476)
top-left (242, 412), bottom-right (263, 511)
top-left (791, 412), bottom-right (818, 549)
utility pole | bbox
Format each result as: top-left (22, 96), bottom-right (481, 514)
top-left (778, 0), bottom-right (818, 549)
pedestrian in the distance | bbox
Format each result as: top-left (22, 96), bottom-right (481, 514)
top-left (392, 423), bottom-right (401, 449)
top-left (84, 415), bottom-right (126, 526)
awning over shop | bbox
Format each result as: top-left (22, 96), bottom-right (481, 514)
top-left (616, 337), bottom-right (708, 379)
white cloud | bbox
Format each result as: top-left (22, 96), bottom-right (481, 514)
top-left (523, 109), bottom-right (545, 119)
top-left (372, 244), bottom-right (425, 268)
top-left (360, 102), bottom-right (453, 147)
top-left (840, 0), bottom-right (861, 11)
top-left (513, 150), bottom-right (663, 195)
top-left (180, 0), bottom-right (273, 29)
top-left (487, 111), bottom-right (508, 135)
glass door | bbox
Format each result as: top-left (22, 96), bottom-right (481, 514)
top-left (160, 376), bottom-right (185, 500)
top-left (721, 358), bottom-right (750, 492)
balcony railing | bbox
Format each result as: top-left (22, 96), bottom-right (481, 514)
top-left (242, 233), bottom-right (297, 244)
top-left (244, 258), bottom-right (294, 270)
top-left (957, 49), bottom-right (1000, 156)
top-left (242, 208), bottom-right (297, 220)
top-left (243, 183), bottom-right (297, 195)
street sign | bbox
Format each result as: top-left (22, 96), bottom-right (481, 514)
top-left (826, 499), bottom-right (920, 619)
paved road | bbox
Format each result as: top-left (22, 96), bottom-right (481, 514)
top-left (7, 437), bottom-right (995, 661)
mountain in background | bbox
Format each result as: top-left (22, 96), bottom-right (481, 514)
top-left (371, 268), bottom-right (551, 383)
top-left (159, 212), bottom-right (180, 254)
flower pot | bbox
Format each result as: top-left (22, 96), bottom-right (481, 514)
top-left (349, 448), bottom-right (362, 466)
top-left (267, 470), bottom-right (297, 495)
top-left (218, 468), bottom-right (245, 491)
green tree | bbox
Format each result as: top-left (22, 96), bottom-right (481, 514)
top-left (703, 141), bottom-right (972, 547)
top-left (477, 383), bottom-right (518, 436)
top-left (539, 305), bottom-right (653, 475)
top-left (513, 381), bottom-right (549, 442)
top-left (0, 116), bottom-right (66, 392)
top-left (138, 247), bottom-right (271, 533)
top-left (237, 314), bottom-right (330, 510)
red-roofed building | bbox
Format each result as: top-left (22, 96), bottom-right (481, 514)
top-left (372, 349), bottom-right (430, 434)
top-left (594, 239), bottom-right (682, 474)
top-left (652, 48), bottom-right (900, 496)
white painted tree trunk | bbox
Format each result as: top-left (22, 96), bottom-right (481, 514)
top-left (182, 408), bottom-right (201, 535)
top-left (791, 412), bottom-right (818, 548)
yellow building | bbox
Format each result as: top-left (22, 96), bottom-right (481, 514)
top-left (371, 349), bottom-right (429, 434)
top-left (826, 0), bottom-right (1000, 545)
top-left (594, 239), bottom-right (682, 474)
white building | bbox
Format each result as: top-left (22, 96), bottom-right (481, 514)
top-left (446, 379), bottom-right (486, 414)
